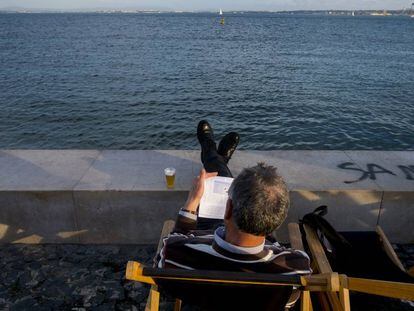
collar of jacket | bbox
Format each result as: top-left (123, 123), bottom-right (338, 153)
top-left (212, 226), bottom-right (270, 261)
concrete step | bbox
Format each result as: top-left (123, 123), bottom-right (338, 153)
top-left (0, 150), bottom-right (413, 243)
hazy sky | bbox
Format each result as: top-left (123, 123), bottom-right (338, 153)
top-left (0, 0), bottom-right (412, 11)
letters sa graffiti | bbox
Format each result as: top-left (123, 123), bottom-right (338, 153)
top-left (337, 162), bottom-right (414, 184)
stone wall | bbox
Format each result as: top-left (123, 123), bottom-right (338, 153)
top-left (0, 150), bottom-right (413, 243)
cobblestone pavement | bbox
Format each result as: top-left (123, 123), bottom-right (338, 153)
top-left (0, 244), bottom-right (159, 310)
top-left (0, 244), bottom-right (413, 310)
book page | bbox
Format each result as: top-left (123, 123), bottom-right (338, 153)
top-left (198, 176), bottom-right (234, 219)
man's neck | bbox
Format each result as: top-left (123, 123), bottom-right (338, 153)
top-left (224, 225), bottom-right (265, 248)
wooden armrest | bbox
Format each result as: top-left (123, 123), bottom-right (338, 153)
top-left (347, 277), bottom-right (414, 300)
top-left (127, 261), bottom-right (340, 292)
top-left (303, 224), bottom-right (333, 274)
top-left (288, 223), bottom-right (305, 251)
top-left (376, 226), bottom-right (406, 272)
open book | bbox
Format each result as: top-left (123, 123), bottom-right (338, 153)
top-left (199, 176), bottom-right (234, 219)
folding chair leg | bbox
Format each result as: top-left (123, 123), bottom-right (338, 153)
top-left (300, 290), bottom-right (313, 311)
top-left (339, 288), bottom-right (350, 311)
top-left (145, 286), bottom-right (160, 311)
top-left (174, 299), bottom-right (182, 311)
top-left (339, 275), bottom-right (351, 311)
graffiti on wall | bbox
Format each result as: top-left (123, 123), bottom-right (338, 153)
top-left (337, 162), bottom-right (414, 184)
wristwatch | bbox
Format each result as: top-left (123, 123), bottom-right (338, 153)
top-left (180, 208), bottom-right (197, 215)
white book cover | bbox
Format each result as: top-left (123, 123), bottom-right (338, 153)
top-left (198, 176), bottom-right (234, 219)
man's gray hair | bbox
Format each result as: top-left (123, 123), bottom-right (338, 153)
top-left (228, 163), bottom-right (289, 236)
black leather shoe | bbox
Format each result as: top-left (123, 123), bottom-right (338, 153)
top-left (197, 120), bottom-right (214, 144)
top-left (197, 120), bottom-right (216, 163)
top-left (218, 132), bottom-right (240, 164)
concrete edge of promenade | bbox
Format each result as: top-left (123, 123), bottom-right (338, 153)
top-left (0, 149), bottom-right (413, 244)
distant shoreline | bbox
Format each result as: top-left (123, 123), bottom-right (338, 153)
top-left (0, 9), bottom-right (413, 16)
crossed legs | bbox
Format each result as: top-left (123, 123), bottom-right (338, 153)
top-left (196, 120), bottom-right (239, 229)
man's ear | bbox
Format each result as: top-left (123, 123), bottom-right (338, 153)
top-left (224, 199), bottom-right (233, 221)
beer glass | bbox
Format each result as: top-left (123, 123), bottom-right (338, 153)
top-left (164, 167), bottom-right (176, 189)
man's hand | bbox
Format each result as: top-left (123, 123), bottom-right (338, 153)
top-left (184, 169), bottom-right (218, 212)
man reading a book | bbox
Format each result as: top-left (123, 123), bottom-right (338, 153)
top-left (156, 120), bottom-right (310, 309)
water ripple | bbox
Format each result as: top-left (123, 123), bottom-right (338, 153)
top-left (0, 13), bottom-right (413, 150)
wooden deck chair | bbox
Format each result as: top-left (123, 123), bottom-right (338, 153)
top-left (302, 223), bottom-right (414, 311)
top-left (125, 220), bottom-right (346, 311)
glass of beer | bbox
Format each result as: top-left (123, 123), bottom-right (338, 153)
top-left (164, 167), bottom-right (176, 189)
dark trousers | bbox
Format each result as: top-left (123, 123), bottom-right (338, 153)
top-left (202, 149), bottom-right (233, 178)
top-left (196, 149), bottom-right (232, 230)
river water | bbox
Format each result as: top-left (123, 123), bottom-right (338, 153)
top-left (0, 13), bottom-right (413, 149)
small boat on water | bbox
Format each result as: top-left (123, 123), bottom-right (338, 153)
top-left (219, 8), bottom-right (225, 25)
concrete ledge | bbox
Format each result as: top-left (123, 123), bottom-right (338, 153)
top-left (0, 150), bottom-right (413, 243)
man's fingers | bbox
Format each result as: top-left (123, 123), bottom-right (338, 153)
top-left (205, 172), bottom-right (218, 179)
top-left (197, 169), bottom-right (217, 180)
